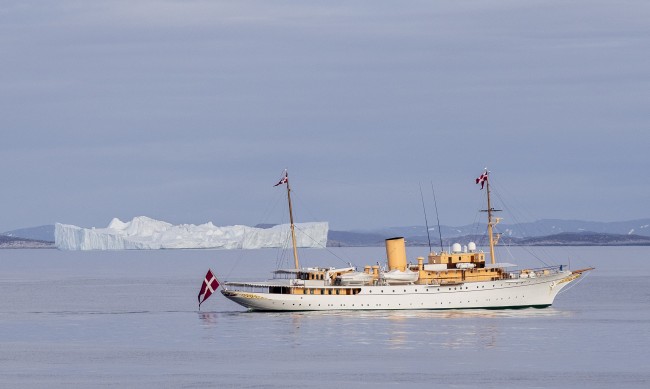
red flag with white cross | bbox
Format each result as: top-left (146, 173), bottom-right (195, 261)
top-left (475, 170), bottom-right (488, 189)
top-left (198, 269), bottom-right (220, 309)
top-left (274, 169), bottom-right (288, 187)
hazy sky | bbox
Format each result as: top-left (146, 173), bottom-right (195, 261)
top-left (2, 0), bottom-right (649, 232)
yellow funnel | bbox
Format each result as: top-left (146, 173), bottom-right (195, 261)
top-left (386, 237), bottom-right (407, 271)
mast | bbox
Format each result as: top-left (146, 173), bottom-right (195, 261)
top-left (419, 183), bottom-right (432, 253)
top-left (274, 169), bottom-right (300, 269)
top-left (285, 173), bottom-right (300, 270)
top-left (486, 176), bottom-right (496, 265)
top-left (485, 170), bottom-right (501, 265)
top-left (478, 169), bottom-right (500, 265)
top-left (431, 182), bottom-right (444, 252)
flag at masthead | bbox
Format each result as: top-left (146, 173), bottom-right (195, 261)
top-left (476, 170), bottom-right (488, 189)
top-left (274, 170), bottom-right (288, 187)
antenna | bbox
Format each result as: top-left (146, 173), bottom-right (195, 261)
top-left (431, 182), bottom-right (444, 252)
top-left (419, 183), bottom-right (432, 253)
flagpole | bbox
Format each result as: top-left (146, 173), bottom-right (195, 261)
top-left (285, 173), bottom-right (300, 270)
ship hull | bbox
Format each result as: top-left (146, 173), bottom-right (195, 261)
top-left (221, 271), bottom-right (581, 311)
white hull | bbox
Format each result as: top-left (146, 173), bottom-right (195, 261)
top-left (222, 271), bottom-right (580, 311)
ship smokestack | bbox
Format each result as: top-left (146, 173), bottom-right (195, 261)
top-left (385, 237), bottom-right (407, 271)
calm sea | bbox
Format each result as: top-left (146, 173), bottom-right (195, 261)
top-left (1, 246), bottom-right (648, 388)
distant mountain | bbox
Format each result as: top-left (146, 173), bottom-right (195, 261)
top-left (2, 225), bottom-right (55, 242)
top-left (5, 218), bottom-right (650, 248)
top-left (0, 235), bottom-right (54, 249)
top-left (355, 218), bottom-right (650, 239)
top-left (517, 232), bottom-right (650, 246)
top-left (327, 230), bottom-right (387, 247)
top-left (328, 229), bottom-right (650, 247)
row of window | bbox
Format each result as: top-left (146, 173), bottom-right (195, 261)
top-left (299, 288), bottom-right (361, 295)
top-left (272, 280), bottom-right (523, 296)
top-left (279, 295), bottom-right (526, 308)
top-left (301, 273), bottom-right (325, 281)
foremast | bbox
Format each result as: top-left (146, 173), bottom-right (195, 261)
top-left (276, 169), bottom-right (300, 269)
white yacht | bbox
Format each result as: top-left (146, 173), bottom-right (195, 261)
top-left (219, 170), bottom-right (593, 311)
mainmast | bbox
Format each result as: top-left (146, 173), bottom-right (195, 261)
top-left (478, 170), bottom-right (500, 265)
top-left (486, 177), bottom-right (496, 265)
top-left (276, 170), bottom-right (300, 269)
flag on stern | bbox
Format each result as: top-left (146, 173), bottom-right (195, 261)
top-left (198, 269), bottom-right (219, 309)
top-left (475, 170), bottom-right (488, 189)
top-left (274, 170), bottom-right (288, 187)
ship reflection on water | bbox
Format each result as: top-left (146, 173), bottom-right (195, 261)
top-left (197, 307), bottom-right (570, 351)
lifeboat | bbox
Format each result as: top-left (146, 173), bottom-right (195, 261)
top-left (337, 271), bottom-right (374, 286)
top-left (382, 269), bottom-right (419, 284)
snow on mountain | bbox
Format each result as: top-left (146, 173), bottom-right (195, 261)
top-left (55, 216), bottom-right (328, 250)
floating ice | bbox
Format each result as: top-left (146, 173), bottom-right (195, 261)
top-left (55, 216), bottom-right (328, 250)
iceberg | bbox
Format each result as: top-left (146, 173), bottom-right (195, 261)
top-left (55, 216), bottom-right (329, 250)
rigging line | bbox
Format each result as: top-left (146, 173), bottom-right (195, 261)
top-left (472, 188), bottom-right (488, 247)
top-left (419, 183), bottom-right (432, 253)
top-left (489, 206), bottom-right (550, 267)
top-left (288, 187), bottom-right (359, 267)
top-left (275, 234), bottom-right (291, 270)
top-left (292, 224), bottom-right (352, 266)
top-left (256, 187), bottom-right (286, 228)
top-left (272, 192), bottom-right (291, 270)
top-left (557, 270), bottom-right (591, 295)
top-left (521, 245), bottom-right (551, 267)
top-left (221, 247), bottom-right (249, 283)
top-left (491, 181), bottom-right (550, 251)
top-left (500, 242), bottom-right (517, 263)
top-left (430, 182), bottom-right (444, 252)
top-left (490, 183), bottom-right (554, 266)
top-left (568, 251), bottom-right (595, 271)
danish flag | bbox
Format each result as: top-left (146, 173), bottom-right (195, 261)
top-left (475, 170), bottom-right (488, 189)
top-left (198, 269), bottom-right (220, 308)
top-left (274, 170), bottom-right (288, 187)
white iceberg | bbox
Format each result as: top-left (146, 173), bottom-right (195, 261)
top-left (55, 216), bottom-right (329, 250)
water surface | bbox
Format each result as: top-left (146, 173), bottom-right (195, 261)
top-left (1, 246), bottom-right (648, 388)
